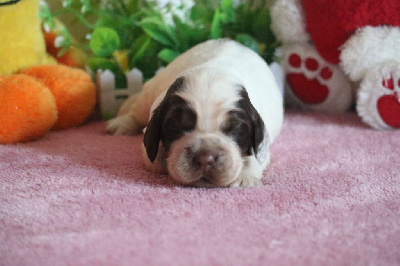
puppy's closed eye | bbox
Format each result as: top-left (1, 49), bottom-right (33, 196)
top-left (223, 111), bottom-right (251, 133)
top-left (162, 105), bottom-right (196, 152)
top-left (164, 106), bottom-right (196, 132)
top-left (222, 110), bottom-right (253, 156)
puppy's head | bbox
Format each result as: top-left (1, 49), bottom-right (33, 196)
top-left (143, 70), bottom-right (268, 187)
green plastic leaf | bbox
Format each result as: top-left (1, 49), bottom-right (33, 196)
top-left (141, 17), bottom-right (178, 47)
top-left (235, 2), bottom-right (254, 33)
top-left (63, 0), bottom-right (73, 8)
top-left (80, 0), bottom-right (92, 14)
top-left (235, 34), bottom-right (260, 54)
top-left (57, 47), bottom-right (69, 57)
top-left (252, 9), bottom-right (275, 44)
top-left (39, 2), bottom-right (57, 31)
top-left (88, 57), bottom-right (127, 88)
top-left (220, 0), bottom-right (236, 23)
top-left (173, 14), bottom-right (193, 51)
top-left (158, 49), bottom-right (180, 64)
top-left (129, 35), bottom-right (162, 76)
top-left (90, 27), bottom-right (120, 57)
top-left (211, 8), bottom-right (222, 39)
top-left (102, 112), bottom-right (115, 121)
top-left (131, 38), bottom-right (163, 79)
top-left (190, 5), bottom-right (214, 24)
top-left (130, 34), bottom-right (152, 64)
top-left (87, 57), bottom-right (117, 72)
top-left (55, 28), bottom-right (72, 57)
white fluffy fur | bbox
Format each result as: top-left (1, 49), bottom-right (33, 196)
top-left (176, 71), bottom-right (242, 133)
top-left (357, 61), bottom-right (400, 129)
top-left (340, 26), bottom-right (400, 82)
top-left (270, 0), bottom-right (310, 43)
top-left (107, 39), bottom-right (284, 187)
top-left (271, 0), bottom-right (400, 130)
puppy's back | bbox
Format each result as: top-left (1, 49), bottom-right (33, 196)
top-left (143, 39), bottom-right (237, 96)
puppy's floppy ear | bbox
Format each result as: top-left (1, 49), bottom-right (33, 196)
top-left (143, 106), bottom-right (163, 163)
top-left (143, 77), bottom-right (186, 163)
top-left (250, 103), bottom-right (269, 160)
top-left (238, 88), bottom-right (269, 161)
top-left (250, 104), bottom-right (265, 154)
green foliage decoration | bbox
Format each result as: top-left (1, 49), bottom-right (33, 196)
top-left (41, 0), bottom-right (278, 83)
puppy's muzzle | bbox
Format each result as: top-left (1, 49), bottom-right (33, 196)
top-left (167, 133), bottom-right (243, 187)
top-left (190, 148), bottom-right (226, 176)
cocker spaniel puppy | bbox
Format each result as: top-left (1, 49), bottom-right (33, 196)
top-left (107, 39), bottom-right (283, 188)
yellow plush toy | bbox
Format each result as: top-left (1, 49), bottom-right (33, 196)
top-left (0, 0), bottom-right (96, 144)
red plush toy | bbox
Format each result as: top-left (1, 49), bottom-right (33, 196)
top-left (271, 0), bottom-right (400, 129)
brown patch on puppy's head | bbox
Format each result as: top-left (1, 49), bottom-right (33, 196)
top-left (222, 88), bottom-right (266, 159)
top-left (144, 77), bottom-right (196, 162)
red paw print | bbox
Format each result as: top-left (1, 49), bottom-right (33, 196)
top-left (377, 76), bottom-right (400, 128)
top-left (287, 53), bottom-right (332, 104)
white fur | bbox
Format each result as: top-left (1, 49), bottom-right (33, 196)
top-left (357, 61), bottom-right (400, 129)
top-left (107, 39), bottom-right (284, 187)
top-left (270, 0), bottom-right (310, 44)
top-left (271, 1), bottom-right (400, 130)
top-left (340, 26), bottom-right (400, 82)
top-left (230, 155), bottom-right (264, 187)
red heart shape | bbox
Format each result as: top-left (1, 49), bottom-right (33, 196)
top-left (377, 94), bottom-right (400, 128)
top-left (301, 0), bottom-right (400, 64)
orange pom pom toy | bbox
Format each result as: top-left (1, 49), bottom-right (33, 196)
top-left (0, 0), bottom-right (96, 144)
top-left (0, 75), bottom-right (57, 144)
top-left (20, 65), bottom-right (96, 130)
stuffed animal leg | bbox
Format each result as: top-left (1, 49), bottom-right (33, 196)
top-left (282, 43), bottom-right (353, 112)
top-left (271, 0), bottom-right (353, 113)
top-left (341, 26), bottom-right (400, 129)
top-left (271, 0), bottom-right (400, 129)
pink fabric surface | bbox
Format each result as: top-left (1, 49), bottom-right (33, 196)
top-left (1, 111), bottom-right (400, 265)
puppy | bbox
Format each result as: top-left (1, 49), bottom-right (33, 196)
top-left (107, 39), bottom-right (283, 188)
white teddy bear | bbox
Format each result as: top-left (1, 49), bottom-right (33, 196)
top-left (270, 0), bottom-right (400, 129)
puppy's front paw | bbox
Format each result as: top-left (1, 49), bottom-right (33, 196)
top-left (230, 176), bottom-right (263, 188)
top-left (229, 155), bottom-right (264, 188)
top-left (106, 115), bottom-right (142, 135)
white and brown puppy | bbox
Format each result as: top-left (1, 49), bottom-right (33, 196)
top-left (107, 39), bottom-right (283, 188)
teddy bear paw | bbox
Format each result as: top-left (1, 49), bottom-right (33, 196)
top-left (357, 61), bottom-right (400, 129)
top-left (282, 44), bottom-right (353, 113)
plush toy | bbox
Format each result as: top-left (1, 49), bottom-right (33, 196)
top-left (271, 0), bottom-right (400, 129)
top-left (0, 0), bottom-right (96, 144)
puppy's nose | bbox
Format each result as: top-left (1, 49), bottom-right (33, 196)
top-left (193, 151), bottom-right (217, 173)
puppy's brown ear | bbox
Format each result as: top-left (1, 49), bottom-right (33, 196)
top-left (238, 88), bottom-right (269, 161)
top-left (239, 86), bottom-right (268, 157)
top-left (250, 104), bottom-right (268, 157)
top-left (248, 97), bottom-right (271, 166)
top-left (143, 107), bottom-right (163, 163)
top-left (143, 77), bottom-right (186, 163)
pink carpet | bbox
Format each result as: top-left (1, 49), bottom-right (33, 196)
top-left (1, 111), bottom-right (399, 265)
